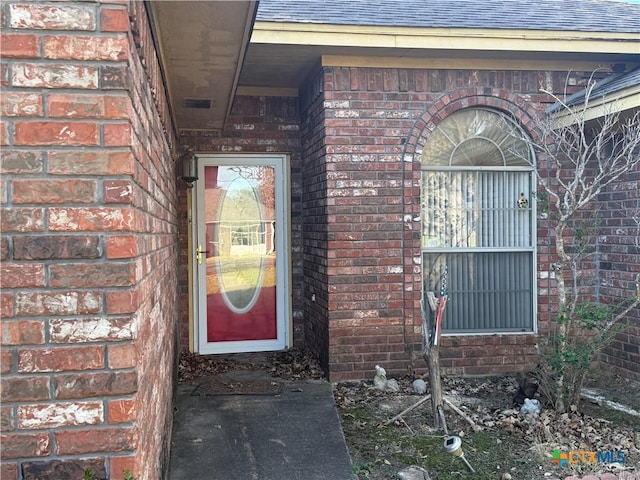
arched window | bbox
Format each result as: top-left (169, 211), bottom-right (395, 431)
top-left (421, 108), bottom-right (536, 333)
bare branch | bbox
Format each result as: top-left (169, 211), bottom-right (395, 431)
top-left (511, 69), bottom-right (640, 411)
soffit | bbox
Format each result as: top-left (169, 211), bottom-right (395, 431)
top-left (147, 1), bottom-right (258, 132)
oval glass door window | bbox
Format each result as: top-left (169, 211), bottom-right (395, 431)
top-left (216, 174), bottom-right (266, 314)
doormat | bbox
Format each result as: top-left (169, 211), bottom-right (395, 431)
top-left (191, 378), bottom-right (283, 396)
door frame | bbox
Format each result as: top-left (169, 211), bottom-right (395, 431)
top-left (192, 153), bottom-right (291, 354)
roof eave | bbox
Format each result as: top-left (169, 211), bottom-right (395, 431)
top-left (251, 21), bottom-right (640, 56)
top-left (550, 83), bottom-right (640, 128)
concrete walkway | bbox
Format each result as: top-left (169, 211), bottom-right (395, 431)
top-left (169, 372), bottom-right (356, 480)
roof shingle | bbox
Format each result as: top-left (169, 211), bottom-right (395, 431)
top-left (546, 65), bottom-right (640, 112)
top-left (256, 0), bottom-right (640, 34)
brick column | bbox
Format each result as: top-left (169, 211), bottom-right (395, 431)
top-left (1, 2), bottom-right (179, 478)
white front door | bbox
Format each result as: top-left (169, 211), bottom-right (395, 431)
top-left (194, 154), bottom-right (290, 354)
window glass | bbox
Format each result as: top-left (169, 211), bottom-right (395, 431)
top-left (421, 108), bottom-right (535, 333)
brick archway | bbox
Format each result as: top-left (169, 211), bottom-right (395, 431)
top-left (406, 87), bottom-right (541, 158)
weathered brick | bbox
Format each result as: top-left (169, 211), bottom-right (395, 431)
top-left (14, 121), bottom-right (99, 146)
top-left (109, 456), bottom-right (136, 479)
top-left (13, 235), bottom-right (102, 260)
top-left (0, 237), bottom-right (8, 261)
top-left (100, 8), bottom-right (129, 32)
top-left (0, 432), bottom-right (50, 459)
top-left (0, 92), bottom-right (43, 117)
top-left (17, 401), bottom-right (103, 429)
top-left (50, 262), bottom-right (135, 288)
top-left (104, 180), bottom-right (134, 204)
top-left (9, 4), bottom-right (95, 30)
top-left (12, 64), bottom-right (98, 89)
top-left (1, 406), bottom-right (15, 431)
top-left (49, 207), bottom-right (135, 231)
top-left (22, 458), bottom-right (106, 480)
top-left (100, 65), bottom-right (129, 89)
top-left (48, 93), bottom-right (104, 118)
top-left (107, 399), bottom-right (136, 424)
top-left (55, 427), bottom-right (135, 455)
top-left (1, 376), bottom-right (50, 402)
top-left (106, 235), bottom-right (138, 259)
top-left (12, 179), bottom-right (97, 204)
top-left (0, 63), bottom-right (8, 87)
top-left (0, 293), bottom-right (13, 318)
top-left (103, 123), bottom-right (131, 146)
top-left (107, 343), bottom-right (137, 369)
top-left (0, 463), bottom-right (18, 480)
top-left (0, 208), bottom-right (45, 232)
top-left (0, 120), bottom-right (8, 145)
top-left (15, 291), bottom-right (101, 317)
top-left (0, 33), bottom-right (40, 58)
top-left (106, 290), bottom-right (139, 314)
top-left (0, 178), bottom-right (7, 203)
top-left (18, 346), bottom-right (104, 373)
top-left (0, 150), bottom-right (43, 174)
top-left (49, 317), bottom-right (135, 343)
top-left (104, 95), bottom-right (130, 119)
top-left (45, 35), bottom-right (128, 61)
top-left (54, 371), bottom-right (137, 399)
top-left (1, 320), bottom-right (45, 346)
top-left (1, 350), bottom-right (13, 374)
top-left (0, 264), bottom-right (45, 289)
top-left (48, 150), bottom-right (134, 175)
top-left (46, 94), bottom-right (129, 120)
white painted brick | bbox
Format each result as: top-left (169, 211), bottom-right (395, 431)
top-left (12, 64), bottom-right (98, 89)
top-left (49, 317), bottom-right (135, 343)
top-left (9, 4), bottom-right (95, 30)
top-left (18, 402), bottom-right (103, 429)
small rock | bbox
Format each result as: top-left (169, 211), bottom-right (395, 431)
top-left (500, 473), bottom-right (512, 480)
top-left (412, 379), bottom-right (427, 395)
top-left (519, 398), bottom-right (540, 416)
top-left (397, 465), bottom-right (431, 480)
top-left (385, 378), bottom-right (400, 392)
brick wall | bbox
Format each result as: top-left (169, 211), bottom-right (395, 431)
top-left (308, 66), bottom-right (590, 381)
top-left (0, 1), bottom-right (179, 478)
top-left (597, 158), bottom-right (640, 380)
top-left (299, 68), bottom-right (331, 370)
top-left (179, 95), bottom-right (303, 349)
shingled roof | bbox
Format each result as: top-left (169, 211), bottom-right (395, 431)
top-left (546, 65), bottom-right (640, 113)
top-left (256, 0), bottom-right (640, 33)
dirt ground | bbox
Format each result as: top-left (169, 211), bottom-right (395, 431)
top-left (177, 350), bottom-right (640, 480)
top-left (335, 372), bottom-right (640, 480)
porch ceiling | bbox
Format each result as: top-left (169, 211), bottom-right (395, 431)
top-left (148, 2), bottom-right (639, 131)
top-left (147, 1), bottom-right (258, 132)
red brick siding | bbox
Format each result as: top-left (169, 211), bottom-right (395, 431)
top-left (0, 1), bottom-right (178, 478)
top-left (178, 95), bottom-right (303, 350)
top-left (597, 163), bottom-right (640, 380)
top-left (124, 3), bottom-right (178, 479)
top-left (314, 66), bottom-right (589, 381)
top-left (299, 69), bottom-right (331, 371)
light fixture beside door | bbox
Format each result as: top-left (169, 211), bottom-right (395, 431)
top-left (180, 150), bottom-right (198, 188)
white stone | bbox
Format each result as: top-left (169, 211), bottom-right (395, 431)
top-left (385, 378), bottom-right (400, 392)
top-left (412, 379), bottom-right (427, 395)
top-left (397, 466), bottom-right (431, 480)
